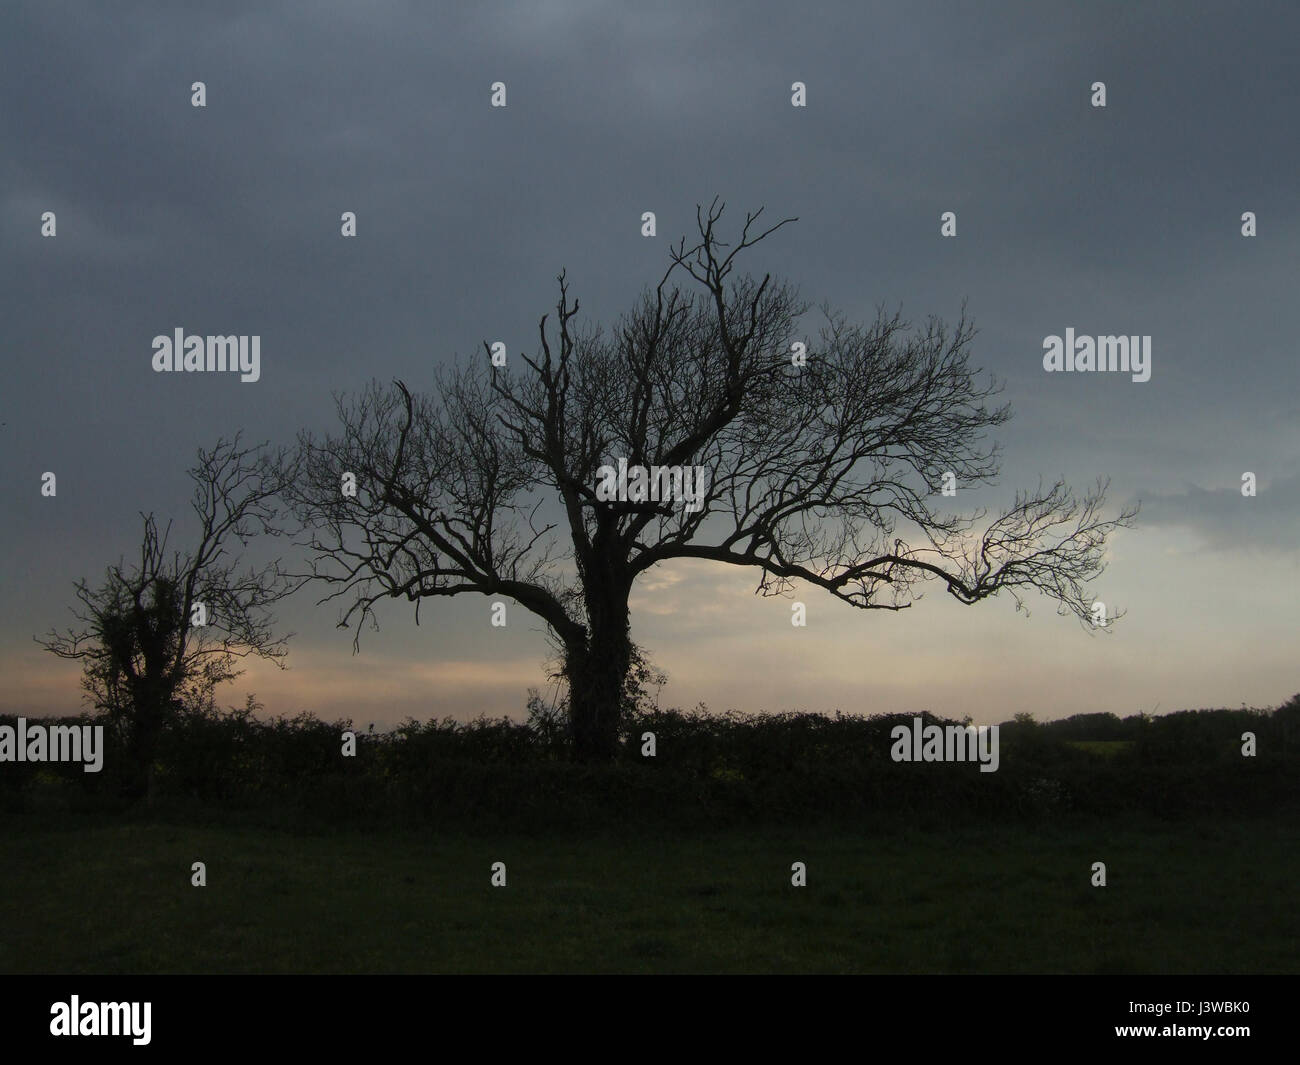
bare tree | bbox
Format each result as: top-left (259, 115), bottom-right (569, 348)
top-left (37, 435), bottom-right (297, 798)
top-left (290, 200), bottom-right (1138, 761)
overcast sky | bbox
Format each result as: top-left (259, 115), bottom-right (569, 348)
top-left (3, 0), bottom-right (1297, 729)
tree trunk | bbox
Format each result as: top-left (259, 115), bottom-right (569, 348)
top-left (119, 686), bottom-right (170, 801)
top-left (565, 586), bottom-right (632, 762)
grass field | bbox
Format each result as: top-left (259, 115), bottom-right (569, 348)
top-left (2, 813), bottom-right (1296, 973)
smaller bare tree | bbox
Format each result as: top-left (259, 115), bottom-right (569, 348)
top-left (36, 435), bottom-right (297, 799)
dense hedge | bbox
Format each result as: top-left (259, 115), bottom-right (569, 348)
top-left (2, 698), bottom-right (1296, 829)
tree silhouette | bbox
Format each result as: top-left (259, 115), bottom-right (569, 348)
top-left (290, 200), bottom-right (1138, 761)
top-left (37, 435), bottom-right (296, 798)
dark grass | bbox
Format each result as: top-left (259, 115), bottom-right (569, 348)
top-left (2, 813), bottom-right (1296, 973)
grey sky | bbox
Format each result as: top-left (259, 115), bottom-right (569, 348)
top-left (3, 1), bottom-right (1296, 727)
